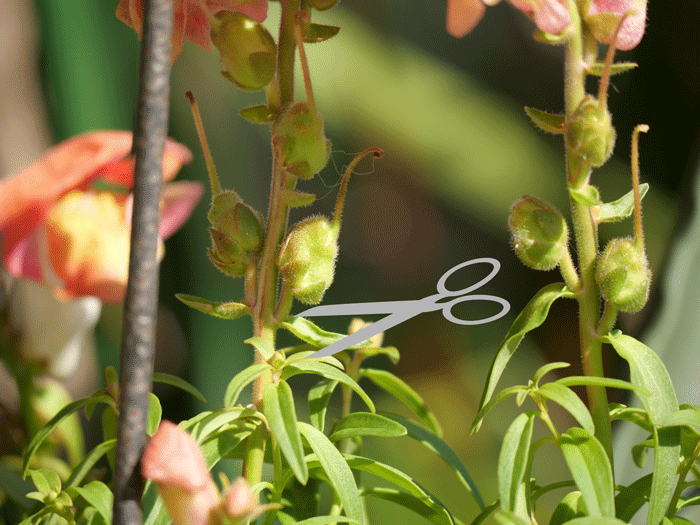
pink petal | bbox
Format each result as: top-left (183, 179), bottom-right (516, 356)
top-left (446, 0), bottom-right (486, 37)
top-left (509, 0), bottom-right (571, 34)
top-left (159, 181), bottom-right (205, 239)
top-left (588, 0), bottom-right (647, 50)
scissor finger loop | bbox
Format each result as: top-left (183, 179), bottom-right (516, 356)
top-left (441, 294), bottom-right (510, 326)
top-left (436, 258), bottom-right (501, 297)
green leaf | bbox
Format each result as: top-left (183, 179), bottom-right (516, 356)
top-left (147, 393), bottom-right (162, 436)
top-left (183, 406), bottom-right (264, 443)
top-left (562, 518), bottom-right (630, 525)
top-left (660, 408), bottom-right (700, 430)
top-left (594, 183), bottom-right (649, 223)
top-left (359, 368), bottom-right (440, 435)
top-left (361, 487), bottom-right (453, 525)
top-left (70, 481), bottom-right (113, 525)
top-left (492, 509), bottom-right (531, 525)
top-left (298, 422), bottom-right (363, 524)
top-left (309, 379), bottom-right (338, 432)
top-left (586, 61), bottom-right (638, 77)
top-left (152, 373), bottom-right (206, 402)
top-left (524, 107), bottom-right (565, 134)
top-left (22, 394), bottom-right (113, 476)
top-left (473, 283), bottom-right (573, 433)
top-left (471, 386), bottom-right (526, 435)
top-left (556, 376), bottom-right (646, 395)
top-left (224, 363), bottom-right (272, 407)
top-left (294, 518), bottom-right (359, 525)
top-left (602, 332), bottom-right (680, 525)
top-left (532, 362), bottom-right (569, 386)
top-left (284, 351), bottom-right (345, 369)
top-left (569, 185), bottom-right (602, 207)
top-left (498, 412), bottom-right (535, 517)
top-left (245, 336), bottom-right (276, 361)
top-left (532, 30), bottom-right (567, 44)
top-left (0, 461), bottom-right (37, 509)
top-left (174, 294), bottom-right (250, 320)
top-left (238, 104), bottom-right (276, 123)
top-left (65, 440), bottom-right (117, 488)
top-left (304, 23), bottom-right (341, 43)
top-left (538, 383), bottom-right (595, 435)
top-left (549, 491), bottom-right (587, 525)
top-left (264, 381), bottom-right (308, 484)
top-left (279, 189), bottom-right (317, 208)
top-left (280, 317), bottom-right (373, 350)
top-left (29, 470), bottom-right (58, 496)
top-left (381, 412), bottom-right (485, 510)
top-left (283, 361), bottom-right (375, 413)
top-left (609, 406), bottom-right (652, 432)
top-left (614, 473), bottom-right (653, 523)
top-left (329, 412), bottom-right (406, 442)
top-left (559, 427), bottom-right (615, 517)
top-left (356, 346), bottom-right (400, 365)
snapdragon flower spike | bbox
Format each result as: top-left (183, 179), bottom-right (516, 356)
top-left (446, 0), bottom-right (570, 38)
top-left (0, 131), bottom-right (203, 302)
top-left (584, 0), bottom-right (647, 51)
top-left (116, 0), bottom-right (268, 61)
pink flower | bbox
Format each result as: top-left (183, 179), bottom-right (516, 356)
top-left (116, 0), bottom-right (268, 60)
top-left (585, 0), bottom-right (647, 51)
top-left (0, 131), bottom-right (203, 302)
top-left (447, 0), bottom-right (571, 38)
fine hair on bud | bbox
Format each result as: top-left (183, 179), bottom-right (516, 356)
top-left (509, 195), bottom-right (569, 270)
top-left (595, 237), bottom-right (651, 313)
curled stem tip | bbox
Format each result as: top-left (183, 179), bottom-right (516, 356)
top-left (293, 10), bottom-right (316, 115)
top-left (186, 91), bottom-right (222, 196)
top-left (598, 11), bottom-right (632, 104)
top-left (332, 147), bottom-right (384, 232)
top-left (631, 124), bottom-right (649, 252)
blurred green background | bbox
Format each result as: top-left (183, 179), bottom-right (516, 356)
top-left (21, 0), bottom-right (700, 523)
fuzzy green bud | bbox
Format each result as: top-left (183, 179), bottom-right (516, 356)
top-left (207, 191), bottom-right (264, 277)
top-left (210, 12), bottom-right (276, 91)
top-left (277, 216), bottom-right (338, 305)
top-left (509, 196), bottom-right (568, 270)
top-left (272, 102), bottom-right (331, 179)
top-left (566, 95), bottom-right (616, 167)
top-left (595, 238), bottom-right (650, 312)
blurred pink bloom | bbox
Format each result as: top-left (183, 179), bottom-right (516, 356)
top-left (116, 0), bottom-right (268, 60)
top-left (0, 131), bottom-right (203, 302)
top-left (447, 0), bottom-right (571, 38)
top-left (585, 0), bottom-right (647, 50)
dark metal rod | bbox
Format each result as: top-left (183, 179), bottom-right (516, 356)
top-left (113, 0), bottom-right (173, 524)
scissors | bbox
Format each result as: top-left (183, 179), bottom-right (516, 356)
top-left (295, 258), bottom-right (510, 359)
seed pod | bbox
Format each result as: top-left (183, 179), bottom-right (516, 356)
top-left (566, 95), bottom-right (616, 167)
top-left (210, 11), bottom-right (277, 91)
top-left (277, 216), bottom-right (338, 305)
top-left (595, 237), bottom-right (650, 313)
top-left (509, 196), bottom-right (568, 271)
top-left (272, 102), bottom-right (331, 179)
top-left (208, 191), bottom-right (264, 277)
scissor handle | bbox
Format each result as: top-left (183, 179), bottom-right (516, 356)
top-left (440, 294), bottom-right (510, 325)
top-left (436, 258), bottom-right (501, 296)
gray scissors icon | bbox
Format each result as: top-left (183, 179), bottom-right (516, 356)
top-left (296, 258), bottom-right (510, 359)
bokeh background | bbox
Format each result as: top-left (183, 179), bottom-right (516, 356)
top-left (3, 0), bottom-right (700, 523)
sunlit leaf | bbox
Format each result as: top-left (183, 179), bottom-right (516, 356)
top-left (524, 107), bottom-right (565, 134)
top-left (70, 481), bottom-right (113, 525)
top-left (593, 183), bottom-right (649, 223)
top-left (152, 373), bottom-right (206, 402)
top-left (539, 383), bottom-right (594, 435)
top-left (329, 412), bottom-right (406, 442)
top-left (309, 379), bottom-right (338, 432)
top-left (361, 487), bottom-right (452, 525)
top-left (175, 294), bottom-right (250, 320)
top-left (279, 317), bottom-right (373, 350)
top-left (224, 363), bottom-right (272, 407)
top-left (498, 412), bottom-right (535, 518)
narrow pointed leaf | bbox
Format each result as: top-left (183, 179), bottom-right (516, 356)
top-left (280, 189), bottom-right (317, 207)
top-left (615, 473), bottom-right (653, 522)
top-left (239, 104), bottom-right (276, 123)
top-left (549, 491), bottom-right (587, 525)
top-left (147, 393), bottom-right (162, 436)
top-left (524, 107), bottom-right (565, 134)
top-left (70, 481), bottom-right (113, 525)
top-left (474, 283), bottom-right (573, 432)
top-left (660, 407), bottom-right (700, 430)
top-left (539, 383), bottom-right (594, 435)
top-left (492, 509), bottom-right (531, 525)
top-left (586, 62), bottom-right (638, 77)
top-left (309, 379), bottom-right (338, 432)
top-left (359, 368), bottom-right (440, 435)
top-left (175, 294), bottom-right (250, 320)
top-left (559, 427), bottom-right (615, 517)
top-left (152, 373), bottom-right (206, 402)
top-left (294, 518), bottom-right (359, 525)
top-left (532, 362), bottom-right (569, 386)
top-left (65, 440), bottom-right (117, 488)
top-left (184, 407), bottom-right (264, 443)
top-left (283, 360), bottom-right (375, 413)
top-left (569, 185), bottom-right (602, 207)
top-left (594, 183), bottom-right (649, 223)
top-left (382, 412), bottom-right (485, 510)
top-left (563, 519), bottom-right (629, 525)
top-left (264, 381), bottom-right (308, 484)
top-left (298, 422), bottom-right (363, 524)
top-left (498, 412), bottom-right (535, 516)
top-left (280, 317), bottom-right (373, 350)
top-left (224, 363), bottom-right (272, 407)
top-left (329, 412), bottom-right (406, 441)
top-left (304, 23), bottom-right (341, 43)
top-left (361, 487), bottom-right (453, 525)
top-left (556, 376), bottom-right (645, 394)
top-left (245, 336), bottom-right (275, 360)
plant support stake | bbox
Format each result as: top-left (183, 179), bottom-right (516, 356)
top-left (112, 0), bottom-right (173, 524)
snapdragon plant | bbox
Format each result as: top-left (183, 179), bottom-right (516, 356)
top-left (1, 1), bottom-right (699, 525)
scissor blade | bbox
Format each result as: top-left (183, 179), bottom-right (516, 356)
top-left (306, 310), bottom-right (416, 359)
top-left (296, 300), bottom-right (410, 318)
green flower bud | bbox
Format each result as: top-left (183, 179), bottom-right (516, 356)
top-left (595, 237), bottom-right (651, 313)
top-left (272, 102), bottom-right (331, 179)
top-left (210, 12), bottom-right (277, 92)
top-left (308, 0), bottom-right (340, 10)
top-left (566, 95), bottom-right (616, 167)
top-left (509, 196), bottom-right (568, 270)
top-left (277, 216), bottom-right (338, 305)
top-left (207, 191), bottom-right (264, 277)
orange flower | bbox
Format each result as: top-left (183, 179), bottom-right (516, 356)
top-left (0, 130), bottom-right (203, 302)
top-left (116, 0), bottom-right (268, 60)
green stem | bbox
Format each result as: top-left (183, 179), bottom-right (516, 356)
top-left (564, 0), bottom-right (613, 464)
